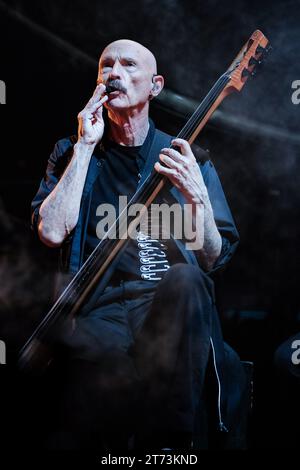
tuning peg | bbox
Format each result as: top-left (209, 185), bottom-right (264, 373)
top-left (255, 44), bottom-right (265, 55)
top-left (242, 68), bottom-right (256, 78)
top-left (255, 44), bottom-right (272, 58)
top-left (249, 57), bottom-right (262, 67)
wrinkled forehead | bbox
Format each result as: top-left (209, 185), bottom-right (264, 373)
top-left (99, 40), bottom-right (157, 72)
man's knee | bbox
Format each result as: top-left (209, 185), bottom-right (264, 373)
top-left (160, 263), bottom-right (211, 297)
top-left (162, 263), bottom-right (205, 285)
top-left (155, 264), bottom-right (213, 328)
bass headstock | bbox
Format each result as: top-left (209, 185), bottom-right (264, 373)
top-left (224, 30), bottom-right (271, 93)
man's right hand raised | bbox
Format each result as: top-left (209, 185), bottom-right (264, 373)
top-left (77, 83), bottom-right (107, 146)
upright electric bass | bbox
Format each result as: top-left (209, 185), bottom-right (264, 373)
top-left (19, 30), bottom-right (271, 372)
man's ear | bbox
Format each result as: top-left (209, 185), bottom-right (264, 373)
top-left (149, 74), bottom-right (164, 100)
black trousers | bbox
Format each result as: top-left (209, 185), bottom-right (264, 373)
top-left (52, 263), bottom-right (219, 450)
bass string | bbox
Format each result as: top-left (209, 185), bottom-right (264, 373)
top-left (177, 74), bottom-right (230, 140)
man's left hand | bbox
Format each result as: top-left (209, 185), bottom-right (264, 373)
top-left (154, 138), bottom-right (208, 204)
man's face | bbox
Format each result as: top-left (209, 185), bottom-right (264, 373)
top-left (97, 40), bottom-right (157, 110)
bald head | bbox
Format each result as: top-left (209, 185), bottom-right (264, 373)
top-left (97, 38), bottom-right (164, 111)
top-left (99, 39), bottom-right (157, 75)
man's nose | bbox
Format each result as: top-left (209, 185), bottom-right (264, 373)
top-left (109, 60), bottom-right (123, 79)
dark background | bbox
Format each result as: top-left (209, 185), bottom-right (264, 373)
top-left (0, 0), bottom-right (299, 450)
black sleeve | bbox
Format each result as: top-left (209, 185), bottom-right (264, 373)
top-left (200, 158), bottom-right (240, 273)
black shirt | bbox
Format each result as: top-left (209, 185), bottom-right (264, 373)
top-left (84, 125), bottom-right (184, 282)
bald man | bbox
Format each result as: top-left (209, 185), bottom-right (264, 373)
top-left (31, 40), bottom-right (244, 451)
top-left (37, 40), bottom-right (165, 246)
